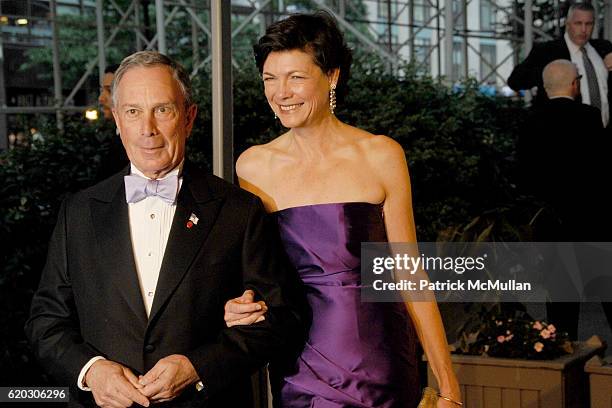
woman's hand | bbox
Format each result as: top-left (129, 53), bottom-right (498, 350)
top-left (224, 289), bottom-right (268, 327)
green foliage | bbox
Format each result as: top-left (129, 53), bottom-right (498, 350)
top-left (0, 117), bottom-right (116, 384)
top-left (0, 63), bottom-right (527, 384)
top-left (340, 67), bottom-right (527, 239)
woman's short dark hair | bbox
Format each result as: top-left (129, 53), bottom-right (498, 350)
top-left (253, 10), bottom-right (353, 101)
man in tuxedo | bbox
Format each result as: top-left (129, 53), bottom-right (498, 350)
top-left (518, 59), bottom-right (610, 339)
top-left (508, 3), bottom-right (612, 127)
top-left (26, 51), bottom-right (307, 407)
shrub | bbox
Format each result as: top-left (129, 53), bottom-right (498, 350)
top-left (452, 304), bottom-right (572, 360)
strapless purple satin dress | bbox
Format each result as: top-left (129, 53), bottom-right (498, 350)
top-left (273, 202), bottom-right (419, 408)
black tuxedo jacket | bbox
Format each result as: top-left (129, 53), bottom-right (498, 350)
top-left (508, 38), bottom-right (612, 118)
top-left (517, 98), bottom-right (609, 240)
top-left (25, 162), bottom-right (308, 407)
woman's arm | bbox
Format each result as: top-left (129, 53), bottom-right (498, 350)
top-left (371, 136), bottom-right (462, 406)
top-left (223, 147), bottom-right (272, 327)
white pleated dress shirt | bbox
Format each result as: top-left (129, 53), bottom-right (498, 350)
top-left (565, 32), bottom-right (610, 127)
top-left (128, 164), bottom-right (181, 316)
top-left (77, 163), bottom-right (182, 390)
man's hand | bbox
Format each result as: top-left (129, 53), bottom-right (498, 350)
top-left (224, 289), bottom-right (268, 327)
top-left (138, 354), bottom-right (199, 403)
top-left (84, 359), bottom-right (150, 407)
top-left (604, 52), bottom-right (612, 70)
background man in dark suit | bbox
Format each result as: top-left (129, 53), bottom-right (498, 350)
top-left (518, 59), bottom-right (610, 339)
top-left (508, 3), bottom-right (612, 127)
top-left (97, 64), bottom-right (130, 179)
top-left (25, 51), bottom-right (306, 407)
top-left (98, 64), bottom-right (119, 121)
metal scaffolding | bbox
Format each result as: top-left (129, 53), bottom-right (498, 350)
top-left (2, 0), bottom-right (612, 153)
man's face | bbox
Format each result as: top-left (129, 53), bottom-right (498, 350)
top-left (112, 65), bottom-right (197, 179)
top-left (98, 72), bottom-right (114, 119)
top-left (566, 9), bottom-right (594, 47)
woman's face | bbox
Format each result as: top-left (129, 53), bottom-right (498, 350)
top-left (262, 49), bottom-right (337, 129)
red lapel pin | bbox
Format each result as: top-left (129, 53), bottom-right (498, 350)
top-left (186, 213), bottom-right (199, 229)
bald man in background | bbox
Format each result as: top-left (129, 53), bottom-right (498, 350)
top-left (518, 59), bottom-right (610, 339)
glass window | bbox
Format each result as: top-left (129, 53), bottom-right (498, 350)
top-left (376, 1), bottom-right (399, 48)
top-left (453, 0), bottom-right (464, 30)
top-left (31, 1), bottom-right (50, 18)
top-left (414, 37), bottom-right (431, 74)
top-left (377, 0), bottom-right (398, 20)
top-left (57, 5), bottom-right (80, 16)
top-left (414, 1), bottom-right (431, 25)
top-left (480, 0), bottom-right (496, 31)
top-left (0, 1), bottom-right (28, 16)
top-left (452, 41), bottom-right (464, 80)
top-left (480, 43), bottom-right (497, 81)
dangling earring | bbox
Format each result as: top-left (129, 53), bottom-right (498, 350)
top-left (116, 128), bottom-right (120, 135)
top-left (329, 84), bottom-right (337, 115)
top-left (274, 112), bottom-right (278, 120)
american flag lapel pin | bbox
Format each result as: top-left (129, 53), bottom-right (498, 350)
top-left (187, 213), bottom-right (199, 229)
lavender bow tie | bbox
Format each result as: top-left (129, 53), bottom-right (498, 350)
top-left (124, 174), bottom-right (179, 204)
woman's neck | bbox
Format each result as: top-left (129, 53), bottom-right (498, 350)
top-left (288, 115), bottom-right (343, 158)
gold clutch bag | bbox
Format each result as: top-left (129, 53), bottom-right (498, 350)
top-left (417, 387), bottom-right (439, 408)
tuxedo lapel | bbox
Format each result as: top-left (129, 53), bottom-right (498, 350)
top-left (147, 169), bottom-right (224, 326)
top-left (557, 39), bottom-right (571, 60)
top-left (89, 175), bottom-right (148, 329)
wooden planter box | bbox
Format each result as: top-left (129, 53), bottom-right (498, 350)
top-left (426, 337), bottom-right (605, 408)
top-left (585, 355), bottom-right (612, 408)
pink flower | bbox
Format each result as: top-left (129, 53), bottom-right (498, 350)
top-left (533, 321), bottom-right (543, 330)
top-left (547, 324), bottom-right (556, 333)
top-left (534, 342), bottom-right (544, 352)
top-left (540, 328), bottom-right (551, 339)
top-left (497, 335), bottom-right (506, 343)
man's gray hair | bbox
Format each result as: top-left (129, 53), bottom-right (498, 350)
top-left (111, 51), bottom-right (193, 108)
top-left (567, 2), bottom-right (595, 21)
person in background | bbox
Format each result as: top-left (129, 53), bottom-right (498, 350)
top-left (508, 3), bottom-right (612, 127)
top-left (518, 59), bottom-right (611, 340)
top-left (98, 64), bottom-right (119, 120)
top-left (97, 63), bottom-right (129, 178)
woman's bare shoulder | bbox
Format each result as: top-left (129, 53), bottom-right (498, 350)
top-left (237, 136), bottom-right (282, 175)
top-left (236, 145), bottom-right (266, 176)
top-left (345, 126), bottom-right (405, 161)
top-left (237, 133), bottom-right (295, 186)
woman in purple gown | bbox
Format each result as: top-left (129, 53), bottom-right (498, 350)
top-left (225, 11), bottom-right (461, 408)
